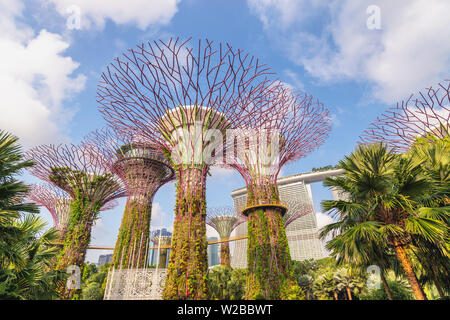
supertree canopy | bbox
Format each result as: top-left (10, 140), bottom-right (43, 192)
top-left (97, 37), bottom-right (278, 299)
top-left (25, 143), bottom-right (126, 285)
top-left (28, 183), bottom-right (118, 240)
top-left (206, 206), bottom-right (244, 269)
top-left (83, 127), bottom-right (174, 269)
top-left (151, 231), bottom-right (172, 269)
top-left (281, 198), bottom-right (314, 227)
top-left (360, 81), bottom-right (450, 152)
top-left (28, 183), bottom-right (71, 234)
top-left (224, 87), bottom-right (331, 299)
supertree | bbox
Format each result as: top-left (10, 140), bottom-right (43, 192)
top-left (281, 198), bottom-right (315, 227)
top-left (360, 81), bottom-right (450, 152)
top-left (27, 183), bottom-right (71, 235)
top-left (224, 87), bottom-right (331, 299)
top-left (97, 37), bottom-right (278, 299)
top-left (83, 127), bottom-right (174, 269)
top-left (151, 230), bottom-right (172, 269)
top-left (206, 206), bottom-right (245, 269)
top-left (27, 183), bottom-right (118, 241)
top-left (25, 143), bottom-right (126, 296)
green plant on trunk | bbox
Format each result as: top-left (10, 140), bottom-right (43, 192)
top-left (163, 169), bottom-right (209, 300)
top-left (206, 207), bottom-right (243, 269)
top-left (244, 184), bottom-right (294, 300)
top-left (49, 167), bottom-right (119, 299)
top-left (162, 106), bottom-right (229, 300)
top-left (111, 198), bottom-right (152, 268)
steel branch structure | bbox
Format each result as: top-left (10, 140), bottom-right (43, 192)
top-left (281, 198), bottom-right (314, 227)
top-left (360, 81), bottom-right (450, 152)
top-left (225, 88), bottom-right (331, 205)
top-left (28, 183), bottom-right (71, 234)
top-left (25, 143), bottom-right (126, 296)
top-left (206, 206), bottom-right (245, 268)
top-left (28, 183), bottom-right (118, 236)
top-left (83, 127), bottom-right (174, 269)
top-left (224, 86), bottom-right (331, 299)
top-left (97, 37), bottom-right (278, 300)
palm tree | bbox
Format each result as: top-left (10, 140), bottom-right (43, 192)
top-left (321, 210), bottom-right (403, 300)
top-left (0, 129), bottom-right (63, 299)
top-left (0, 214), bottom-right (63, 299)
top-left (0, 129), bottom-right (40, 270)
top-left (0, 130), bottom-right (38, 214)
top-left (321, 143), bottom-right (448, 300)
top-left (407, 137), bottom-right (450, 297)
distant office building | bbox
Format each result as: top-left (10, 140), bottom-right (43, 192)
top-left (149, 228), bottom-right (172, 268)
top-left (231, 170), bottom-right (344, 268)
top-left (152, 228), bottom-right (172, 237)
top-left (207, 237), bottom-right (220, 267)
top-left (98, 254), bottom-right (113, 266)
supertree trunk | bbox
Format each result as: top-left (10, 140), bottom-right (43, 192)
top-left (243, 184), bottom-right (293, 300)
top-left (112, 195), bottom-right (152, 268)
top-left (163, 167), bottom-right (208, 300)
top-left (83, 128), bottom-right (174, 271)
top-left (220, 242), bottom-right (231, 269)
top-left (55, 197), bottom-right (102, 299)
top-left (223, 88), bottom-right (331, 299)
top-left (158, 248), bottom-right (169, 269)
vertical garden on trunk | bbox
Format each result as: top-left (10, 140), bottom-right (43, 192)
top-left (83, 128), bottom-right (174, 269)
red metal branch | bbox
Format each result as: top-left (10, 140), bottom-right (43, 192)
top-left (360, 80), bottom-right (450, 152)
top-left (25, 143), bottom-right (127, 208)
top-left (82, 127), bottom-right (175, 199)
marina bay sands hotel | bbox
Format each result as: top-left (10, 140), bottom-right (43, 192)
top-left (230, 169), bottom-right (344, 268)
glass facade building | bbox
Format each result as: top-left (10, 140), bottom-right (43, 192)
top-left (207, 237), bottom-right (220, 267)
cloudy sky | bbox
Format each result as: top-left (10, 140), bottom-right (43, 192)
top-left (1, 0), bottom-right (448, 263)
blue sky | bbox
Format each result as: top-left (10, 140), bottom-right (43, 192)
top-left (1, 0), bottom-right (448, 263)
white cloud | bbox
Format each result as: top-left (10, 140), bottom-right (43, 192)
top-left (328, 114), bottom-right (341, 127)
top-left (93, 217), bottom-right (104, 228)
top-left (0, 0), bottom-right (85, 147)
top-left (45, 0), bottom-right (181, 30)
top-left (247, 0), bottom-right (325, 30)
top-left (210, 166), bottom-right (235, 177)
top-left (249, 0), bottom-right (450, 104)
top-left (315, 211), bottom-right (333, 229)
top-left (282, 69), bottom-right (304, 91)
top-left (150, 202), bottom-right (164, 225)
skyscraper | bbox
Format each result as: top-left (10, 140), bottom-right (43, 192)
top-left (207, 237), bottom-right (220, 267)
top-left (98, 254), bottom-right (113, 266)
top-left (149, 228), bottom-right (172, 267)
